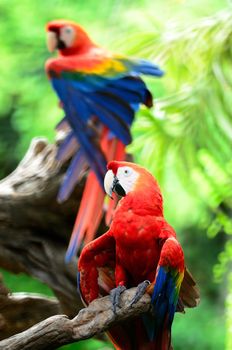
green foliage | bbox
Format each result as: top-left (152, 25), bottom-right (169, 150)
top-left (226, 273), bottom-right (232, 350)
top-left (128, 10), bottom-right (232, 194)
top-left (0, 268), bottom-right (54, 296)
top-left (125, 9), bottom-right (232, 348)
top-left (59, 339), bottom-right (114, 350)
top-left (173, 300), bottom-right (225, 350)
top-left (127, 8), bottom-right (232, 276)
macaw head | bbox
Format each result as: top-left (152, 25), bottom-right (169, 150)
top-left (104, 161), bottom-right (163, 214)
top-left (46, 20), bottom-right (96, 56)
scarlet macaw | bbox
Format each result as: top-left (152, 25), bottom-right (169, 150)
top-left (78, 161), bottom-right (199, 350)
top-left (45, 20), bottom-right (163, 261)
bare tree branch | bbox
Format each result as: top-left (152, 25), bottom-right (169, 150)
top-left (0, 138), bottom-right (86, 317)
top-left (0, 287), bottom-right (151, 350)
top-left (0, 137), bottom-right (111, 343)
top-left (0, 281), bottom-right (61, 340)
top-left (0, 138), bottom-right (107, 319)
top-left (0, 272), bottom-right (61, 339)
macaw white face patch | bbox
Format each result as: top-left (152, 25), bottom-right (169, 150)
top-left (60, 25), bottom-right (76, 47)
top-left (116, 166), bottom-right (139, 194)
top-left (46, 31), bottom-right (58, 52)
top-left (104, 169), bottom-right (114, 197)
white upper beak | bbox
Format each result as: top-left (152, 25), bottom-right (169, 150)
top-left (104, 169), bottom-right (114, 198)
top-left (46, 32), bottom-right (58, 52)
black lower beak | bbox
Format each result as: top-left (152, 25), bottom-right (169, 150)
top-left (57, 39), bottom-right (66, 50)
top-left (112, 177), bottom-right (126, 197)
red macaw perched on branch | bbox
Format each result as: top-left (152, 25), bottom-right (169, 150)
top-left (45, 20), bottom-right (163, 262)
top-left (78, 161), bottom-right (199, 350)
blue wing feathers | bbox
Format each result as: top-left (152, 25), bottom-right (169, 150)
top-left (57, 149), bottom-right (87, 203)
top-left (109, 76), bottom-right (149, 93)
top-left (151, 266), bottom-right (177, 320)
top-left (85, 97), bottom-right (132, 145)
top-left (91, 91), bottom-right (134, 124)
top-left (63, 100), bottom-right (107, 186)
top-left (104, 86), bottom-right (143, 105)
top-left (52, 58), bottom-right (163, 190)
top-left (131, 59), bottom-right (164, 77)
top-left (56, 131), bottom-right (78, 163)
top-left (144, 266), bottom-right (178, 342)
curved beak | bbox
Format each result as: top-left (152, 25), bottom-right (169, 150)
top-left (46, 31), bottom-right (58, 52)
top-left (104, 170), bottom-right (126, 198)
top-left (104, 170), bottom-right (114, 198)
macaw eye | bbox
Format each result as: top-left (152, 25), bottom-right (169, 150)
top-left (123, 167), bottom-right (132, 177)
top-left (59, 26), bottom-right (76, 48)
top-left (65, 27), bottom-right (73, 34)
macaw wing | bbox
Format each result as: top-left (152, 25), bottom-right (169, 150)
top-left (146, 237), bottom-right (184, 349)
top-left (47, 54), bottom-right (163, 143)
top-left (52, 77), bottom-right (108, 186)
top-left (51, 75), bottom-right (132, 141)
top-left (77, 231), bottom-right (161, 350)
top-left (47, 55), bottom-right (163, 192)
top-left (78, 265), bottom-right (116, 307)
top-left (78, 232), bottom-right (116, 305)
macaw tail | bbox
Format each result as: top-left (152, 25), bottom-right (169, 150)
top-left (65, 130), bottom-right (126, 262)
top-left (107, 318), bottom-right (173, 350)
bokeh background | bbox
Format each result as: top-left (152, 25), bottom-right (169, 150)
top-left (1, 0), bottom-right (232, 349)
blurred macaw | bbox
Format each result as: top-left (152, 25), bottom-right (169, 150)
top-left (45, 20), bottom-right (163, 261)
top-left (78, 161), bottom-right (199, 350)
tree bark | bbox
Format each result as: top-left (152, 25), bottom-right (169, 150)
top-left (0, 287), bottom-right (151, 350)
top-left (0, 137), bottom-right (107, 328)
top-left (0, 138), bottom-right (86, 318)
top-left (0, 274), bottom-right (61, 340)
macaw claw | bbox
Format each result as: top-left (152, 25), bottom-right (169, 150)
top-left (110, 285), bottom-right (126, 313)
top-left (129, 280), bottom-right (150, 307)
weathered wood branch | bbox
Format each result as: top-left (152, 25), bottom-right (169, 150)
top-left (0, 274), bottom-right (61, 340)
top-left (0, 137), bottom-right (110, 343)
top-left (0, 287), bottom-right (151, 350)
top-left (0, 138), bottom-right (87, 317)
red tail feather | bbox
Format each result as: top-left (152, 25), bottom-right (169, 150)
top-left (107, 318), bottom-right (173, 350)
top-left (66, 129), bottom-right (127, 260)
top-left (84, 181), bottom-right (105, 245)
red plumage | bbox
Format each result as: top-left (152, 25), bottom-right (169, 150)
top-left (78, 161), bottom-right (199, 349)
